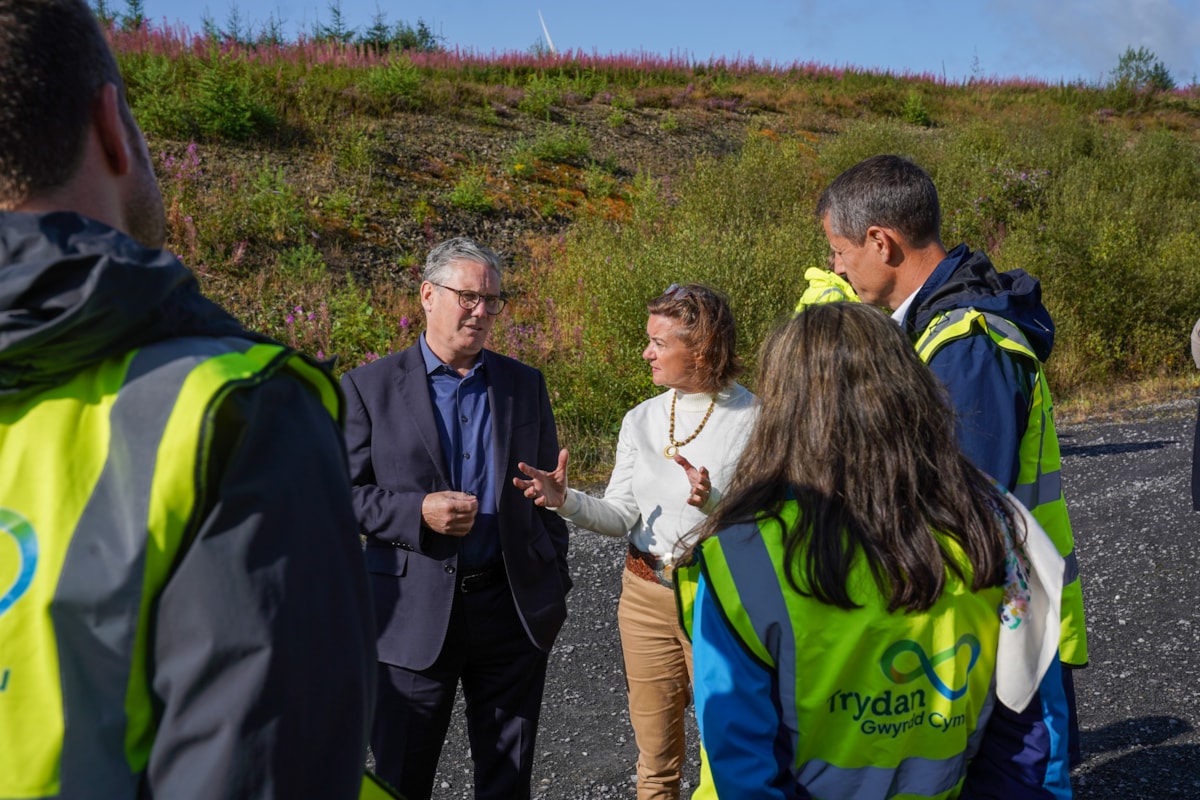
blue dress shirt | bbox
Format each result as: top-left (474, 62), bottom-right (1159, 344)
top-left (419, 334), bottom-right (499, 569)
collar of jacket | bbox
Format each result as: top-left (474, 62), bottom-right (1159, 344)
top-left (0, 210), bottom-right (268, 397)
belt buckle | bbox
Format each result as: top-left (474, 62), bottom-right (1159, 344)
top-left (655, 561), bottom-right (675, 590)
top-left (459, 569), bottom-right (488, 593)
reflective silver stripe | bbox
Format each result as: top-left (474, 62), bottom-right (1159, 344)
top-left (1012, 469), bottom-right (1061, 510)
top-left (916, 309), bottom-right (1038, 363)
top-left (799, 750), bottom-right (967, 799)
top-left (53, 338), bottom-right (249, 796)
top-left (1063, 550), bottom-right (1079, 586)
top-left (714, 521), bottom-right (801, 753)
top-left (978, 313), bottom-right (1034, 356)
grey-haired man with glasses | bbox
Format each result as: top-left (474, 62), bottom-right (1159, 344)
top-left (340, 236), bottom-right (572, 800)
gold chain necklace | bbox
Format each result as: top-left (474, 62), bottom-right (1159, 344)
top-left (663, 392), bottom-right (716, 458)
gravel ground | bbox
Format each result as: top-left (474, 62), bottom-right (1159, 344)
top-left (419, 399), bottom-right (1200, 798)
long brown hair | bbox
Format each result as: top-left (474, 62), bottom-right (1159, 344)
top-left (695, 303), bottom-right (1014, 613)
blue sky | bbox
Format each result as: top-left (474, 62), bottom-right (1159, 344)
top-left (145, 0), bottom-right (1200, 86)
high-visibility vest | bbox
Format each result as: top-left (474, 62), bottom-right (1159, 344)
top-left (0, 337), bottom-right (354, 798)
top-left (914, 309), bottom-right (1087, 667)
top-left (676, 500), bottom-right (1003, 799)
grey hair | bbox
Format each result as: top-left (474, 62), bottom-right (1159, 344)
top-left (423, 237), bottom-right (502, 284)
top-left (815, 155), bottom-right (941, 247)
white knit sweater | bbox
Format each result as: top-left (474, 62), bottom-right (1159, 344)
top-left (555, 384), bottom-right (757, 564)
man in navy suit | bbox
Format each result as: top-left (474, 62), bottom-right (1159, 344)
top-left (341, 237), bottom-right (572, 800)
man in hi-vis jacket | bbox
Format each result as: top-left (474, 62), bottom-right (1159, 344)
top-left (0, 2), bottom-right (380, 796)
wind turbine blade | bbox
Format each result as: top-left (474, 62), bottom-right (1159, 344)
top-left (538, 9), bottom-right (557, 55)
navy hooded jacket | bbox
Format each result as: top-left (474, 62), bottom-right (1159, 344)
top-left (902, 244), bottom-right (1055, 491)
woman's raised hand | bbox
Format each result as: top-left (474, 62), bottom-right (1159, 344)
top-left (674, 454), bottom-right (712, 508)
top-left (515, 448), bottom-right (570, 508)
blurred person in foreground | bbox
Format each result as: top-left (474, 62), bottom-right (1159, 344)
top-left (0, 1), bottom-right (380, 797)
top-left (815, 154), bottom-right (1087, 766)
top-left (341, 237), bottom-right (571, 800)
top-left (677, 303), bottom-right (1071, 799)
top-left (515, 283), bottom-right (757, 799)
top-left (1192, 315), bottom-right (1200, 511)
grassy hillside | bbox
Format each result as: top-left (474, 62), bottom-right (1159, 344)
top-left (111, 24), bottom-right (1200, 474)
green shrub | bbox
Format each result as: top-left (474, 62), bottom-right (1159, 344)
top-left (124, 54), bottom-right (189, 137)
top-left (446, 170), bottom-right (494, 212)
top-left (611, 89), bottom-right (637, 111)
top-left (194, 57), bottom-right (276, 140)
top-left (411, 197), bottom-right (435, 225)
top-left (900, 90), bottom-right (932, 127)
top-left (323, 188), bottom-right (366, 230)
top-left (333, 125), bottom-right (376, 177)
top-left (518, 75), bottom-right (563, 119)
top-left (529, 125), bottom-right (591, 164)
top-left (582, 163), bottom-right (617, 199)
top-left (361, 57), bottom-right (424, 111)
top-left (326, 277), bottom-right (411, 361)
top-left (606, 110), bottom-right (627, 127)
top-left (247, 163), bottom-right (306, 241)
top-left (289, 62), bottom-right (358, 130)
top-left (1110, 46), bottom-right (1176, 93)
top-left (476, 101), bottom-right (502, 126)
top-left (505, 140), bottom-right (538, 177)
top-left (997, 126), bottom-right (1200, 389)
top-left (278, 244), bottom-right (327, 281)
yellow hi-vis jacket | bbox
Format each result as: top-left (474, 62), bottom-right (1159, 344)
top-left (915, 309), bottom-right (1087, 667)
top-left (676, 500), bottom-right (1003, 799)
top-left (0, 336), bottom-right (396, 799)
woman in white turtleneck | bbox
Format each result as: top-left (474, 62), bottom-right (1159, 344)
top-left (515, 283), bottom-right (757, 800)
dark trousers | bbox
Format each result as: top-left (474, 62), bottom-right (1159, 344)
top-left (1192, 400), bottom-right (1200, 512)
top-left (1064, 665), bottom-right (1081, 767)
top-left (371, 575), bottom-right (549, 800)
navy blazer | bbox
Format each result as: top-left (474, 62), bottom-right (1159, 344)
top-left (341, 344), bottom-right (571, 670)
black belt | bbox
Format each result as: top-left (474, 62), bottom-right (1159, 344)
top-left (458, 561), bottom-right (507, 593)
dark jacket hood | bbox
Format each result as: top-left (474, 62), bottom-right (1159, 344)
top-left (0, 211), bottom-right (268, 396)
top-left (906, 245), bottom-right (1055, 361)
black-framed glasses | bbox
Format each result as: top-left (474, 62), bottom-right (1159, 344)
top-left (430, 282), bottom-right (507, 315)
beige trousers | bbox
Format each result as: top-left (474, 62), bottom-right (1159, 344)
top-left (617, 567), bottom-right (694, 800)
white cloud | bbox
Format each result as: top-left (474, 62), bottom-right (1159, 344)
top-left (984, 0), bottom-right (1200, 84)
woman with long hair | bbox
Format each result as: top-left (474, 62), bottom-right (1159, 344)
top-left (516, 283), bottom-right (756, 799)
top-left (678, 302), bottom-right (1070, 799)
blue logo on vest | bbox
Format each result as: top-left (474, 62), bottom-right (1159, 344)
top-left (880, 634), bottom-right (981, 701)
top-left (0, 508), bottom-right (38, 616)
